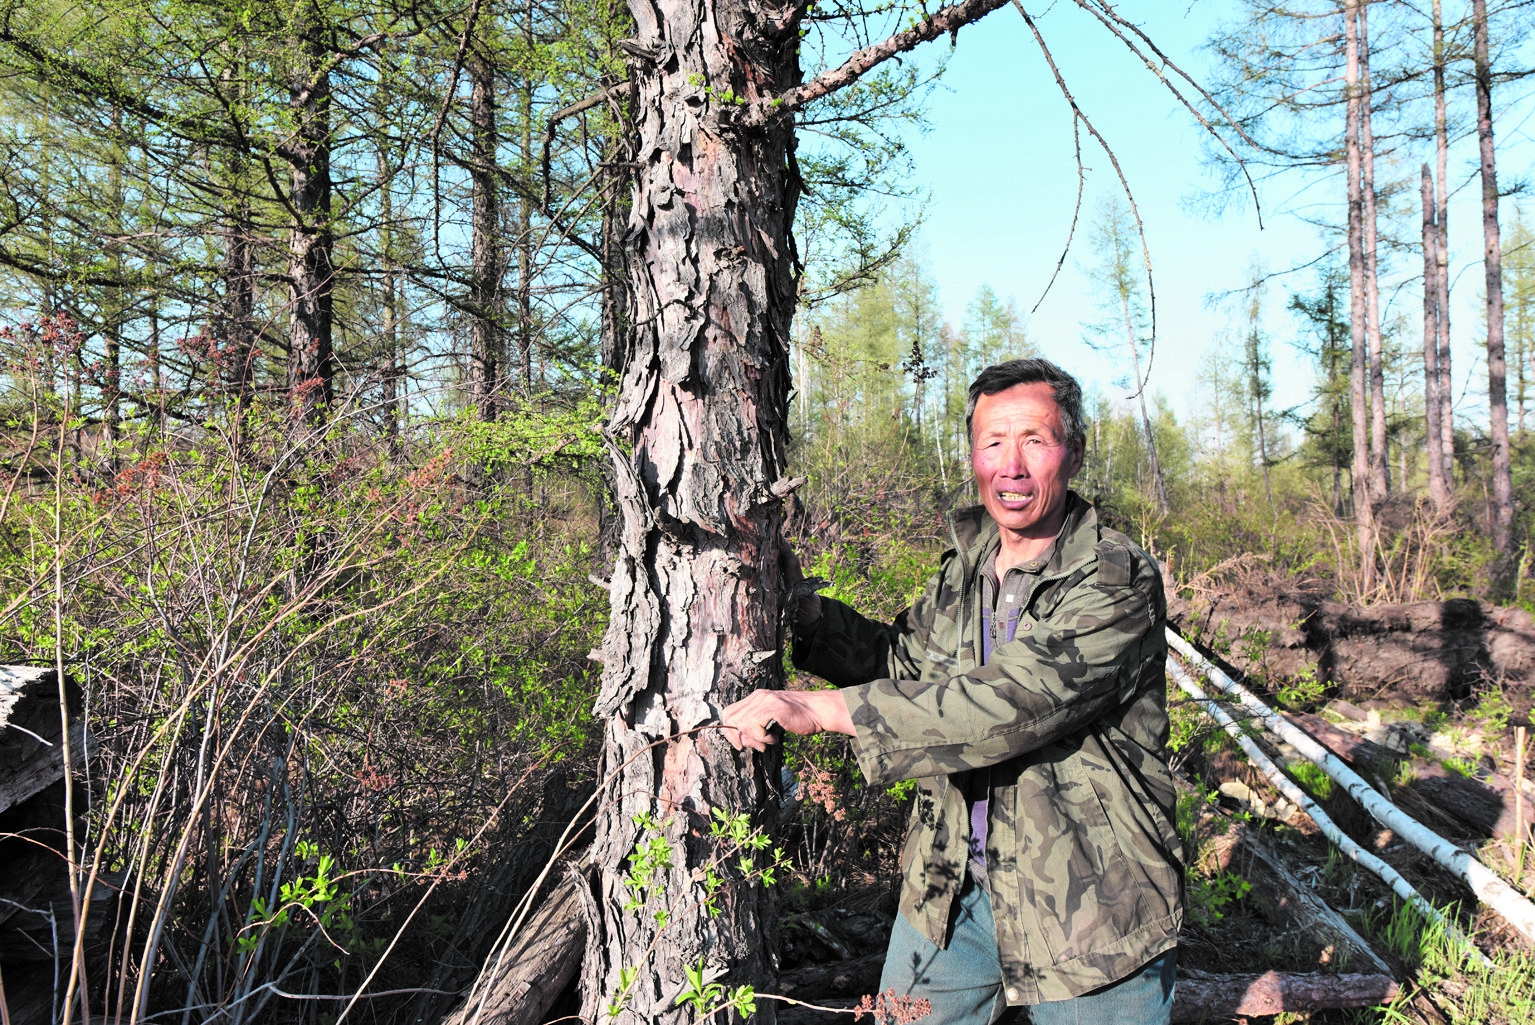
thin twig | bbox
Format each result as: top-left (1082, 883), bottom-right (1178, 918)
top-left (1013, 1), bottom-right (1158, 389)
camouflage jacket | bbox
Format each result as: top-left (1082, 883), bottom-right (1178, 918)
top-left (792, 494), bottom-right (1182, 1004)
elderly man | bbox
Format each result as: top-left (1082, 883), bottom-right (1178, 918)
top-left (723, 358), bottom-right (1182, 1024)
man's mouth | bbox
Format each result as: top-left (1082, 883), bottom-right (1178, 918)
top-left (998, 490), bottom-right (1032, 503)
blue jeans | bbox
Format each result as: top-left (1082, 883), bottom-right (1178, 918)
top-left (879, 878), bottom-right (1177, 1025)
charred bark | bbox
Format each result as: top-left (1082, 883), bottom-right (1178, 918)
top-left (581, 0), bottom-right (805, 1018)
top-left (285, 3), bottom-right (335, 422)
top-left (1471, 0), bottom-right (1512, 555)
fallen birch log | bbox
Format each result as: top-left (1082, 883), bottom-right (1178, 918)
top-left (1171, 969), bottom-right (1398, 1020)
top-left (1170, 628), bottom-right (1535, 946)
top-left (1166, 658), bottom-right (1485, 964)
top-left (439, 871), bottom-right (586, 1025)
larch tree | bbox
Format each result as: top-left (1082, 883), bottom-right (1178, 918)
top-left (1359, 0), bottom-right (1389, 498)
top-left (580, 1), bottom-right (1243, 1020)
top-left (1470, 0), bottom-right (1513, 555)
top-left (1422, 164), bottom-right (1450, 509)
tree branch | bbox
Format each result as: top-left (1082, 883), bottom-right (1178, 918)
top-left (748, 0), bottom-right (1011, 121)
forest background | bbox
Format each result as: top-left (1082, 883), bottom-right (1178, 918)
top-left (2, 0), bottom-right (1535, 1022)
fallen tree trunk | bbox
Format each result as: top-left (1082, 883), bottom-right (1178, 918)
top-left (1233, 825), bottom-right (1393, 976)
top-left (1172, 969), bottom-right (1398, 1020)
top-left (439, 870), bottom-right (587, 1025)
top-left (1171, 629), bottom-right (1535, 946)
top-left (1166, 656), bottom-right (1483, 963)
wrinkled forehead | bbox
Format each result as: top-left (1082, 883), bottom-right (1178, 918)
top-left (971, 384), bottom-right (1066, 437)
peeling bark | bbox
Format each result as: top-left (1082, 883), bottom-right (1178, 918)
top-left (581, 0), bottom-right (805, 1019)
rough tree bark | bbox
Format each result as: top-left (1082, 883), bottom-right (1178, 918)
top-left (1433, 0), bottom-right (1454, 485)
top-left (469, 52), bottom-right (503, 421)
top-left (580, 0), bottom-right (804, 1019)
top-left (285, 2), bottom-right (335, 420)
top-left (1359, 2), bottom-right (1388, 497)
top-left (1471, 0), bottom-right (1512, 555)
top-left (1344, 0), bottom-right (1375, 587)
top-left (1422, 164), bottom-right (1449, 510)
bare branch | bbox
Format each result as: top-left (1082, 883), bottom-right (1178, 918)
top-left (750, 0), bottom-right (1011, 120)
top-left (1070, 0), bottom-right (1264, 227)
top-left (1012, 1), bottom-right (1158, 382)
top-left (1031, 112), bottom-right (1085, 315)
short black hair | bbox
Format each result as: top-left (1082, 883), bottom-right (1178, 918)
top-left (965, 358), bottom-right (1086, 451)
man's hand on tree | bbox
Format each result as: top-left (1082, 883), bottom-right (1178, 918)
top-left (720, 689), bottom-right (853, 752)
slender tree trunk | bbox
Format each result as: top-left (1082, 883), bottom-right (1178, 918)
top-left (223, 196), bottom-right (257, 404)
top-left (469, 54), bottom-right (503, 421)
top-left (1423, 165), bottom-right (1449, 510)
top-left (516, 0), bottom-right (536, 398)
top-left (1328, 279), bottom-right (1346, 517)
top-left (103, 106), bottom-right (124, 463)
top-left (221, 55), bottom-right (257, 408)
top-left (1345, 0), bottom-right (1375, 588)
top-left (1360, 2), bottom-right (1389, 497)
top-left (1471, 0), bottom-right (1512, 555)
top-left (379, 149), bottom-right (402, 453)
top-left (1434, 0), bottom-right (1454, 485)
top-left (1120, 293), bottom-right (1168, 513)
top-left (286, 3), bottom-right (334, 422)
top-left (581, 0), bottom-right (802, 1017)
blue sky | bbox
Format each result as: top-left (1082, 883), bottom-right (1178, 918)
top-left (888, 0), bottom-right (1535, 426)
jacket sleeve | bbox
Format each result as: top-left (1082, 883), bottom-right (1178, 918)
top-left (791, 566), bottom-right (943, 687)
top-left (841, 549), bottom-right (1162, 786)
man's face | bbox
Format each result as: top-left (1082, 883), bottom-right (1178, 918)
top-left (970, 382), bottom-right (1084, 540)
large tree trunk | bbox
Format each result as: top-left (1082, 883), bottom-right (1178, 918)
top-left (469, 54), bottom-right (503, 421)
top-left (285, 3), bottom-right (334, 421)
top-left (581, 0), bottom-right (801, 1018)
top-left (1433, 0), bottom-right (1454, 485)
top-left (1471, 0), bottom-right (1512, 555)
top-left (1359, 2), bottom-right (1388, 498)
top-left (1422, 164), bottom-right (1449, 510)
top-left (1344, 0), bottom-right (1375, 589)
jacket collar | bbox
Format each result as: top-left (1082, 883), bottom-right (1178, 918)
top-left (947, 491), bottom-right (1101, 580)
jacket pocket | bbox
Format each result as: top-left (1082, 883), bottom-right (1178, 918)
top-left (1030, 753), bottom-right (1145, 966)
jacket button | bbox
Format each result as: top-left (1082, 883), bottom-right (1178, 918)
top-left (1006, 988), bottom-right (1020, 1001)
top-left (1021, 622), bottom-right (1032, 631)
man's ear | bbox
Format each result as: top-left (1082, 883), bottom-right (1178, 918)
top-left (1066, 441), bottom-right (1086, 479)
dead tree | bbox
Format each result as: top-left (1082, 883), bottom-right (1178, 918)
top-left (1471, 0), bottom-right (1512, 555)
top-left (1422, 164), bottom-right (1449, 510)
top-left (1344, 0), bottom-right (1375, 588)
